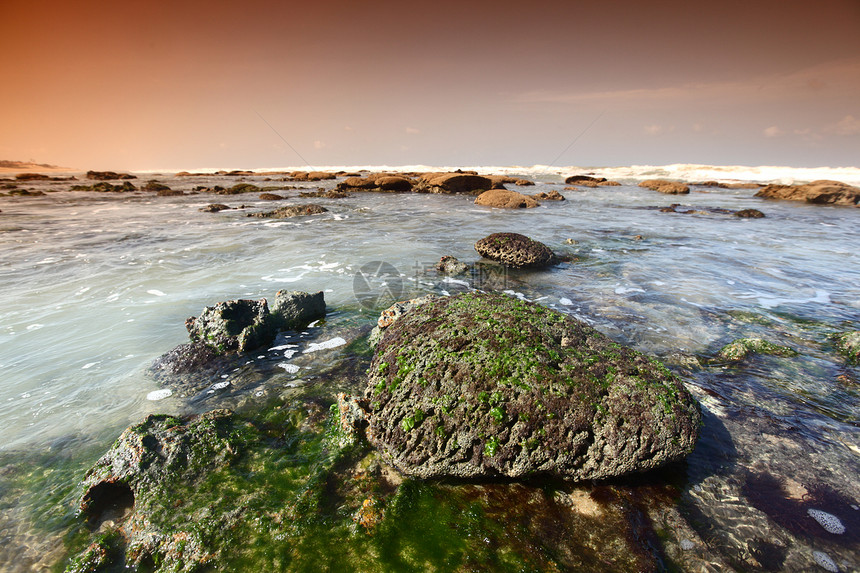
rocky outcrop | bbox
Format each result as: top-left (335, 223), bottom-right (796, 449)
top-left (754, 180), bottom-right (860, 206)
top-left (183, 290), bottom-right (325, 355)
top-left (533, 190), bottom-right (565, 201)
top-left (86, 171), bottom-right (136, 180)
top-left (716, 338), bottom-right (798, 362)
top-left (639, 180), bottom-right (690, 194)
top-left (71, 182), bottom-right (137, 193)
top-left (474, 232), bottom-right (557, 268)
top-left (200, 203), bottom-right (230, 213)
top-left (142, 181), bottom-right (171, 192)
top-left (291, 171), bottom-right (337, 181)
top-left (565, 175), bottom-right (605, 185)
top-left (374, 175), bottom-right (413, 192)
top-left (217, 183), bottom-right (260, 195)
top-left (337, 174), bottom-right (415, 193)
top-left (247, 204), bottom-right (328, 218)
top-left (421, 173), bottom-right (494, 194)
top-left (364, 292), bottom-right (701, 481)
top-left (474, 189), bottom-right (538, 209)
top-left (436, 255), bottom-right (469, 276)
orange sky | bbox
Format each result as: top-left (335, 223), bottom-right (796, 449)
top-left (2, 0), bottom-right (859, 170)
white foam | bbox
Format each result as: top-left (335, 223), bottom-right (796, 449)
top-left (268, 344), bottom-right (298, 351)
top-left (283, 349), bottom-right (298, 359)
top-left (737, 289), bottom-right (831, 309)
top-left (211, 381), bottom-right (230, 390)
top-left (442, 277), bottom-right (470, 287)
top-left (559, 298), bottom-right (573, 306)
top-left (278, 363), bottom-right (300, 373)
top-left (146, 289), bottom-right (166, 297)
top-left (303, 337), bottom-right (347, 353)
top-left (147, 389), bottom-right (173, 401)
top-left (615, 286), bottom-right (646, 295)
top-left (81, 362), bottom-right (99, 370)
top-left (26, 324), bottom-right (44, 331)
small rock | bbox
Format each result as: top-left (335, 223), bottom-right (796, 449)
top-left (474, 232), bottom-right (557, 268)
top-left (717, 338), bottom-right (798, 362)
top-left (259, 192), bottom-right (285, 200)
top-left (200, 203), bottom-right (230, 213)
top-left (533, 189), bottom-right (565, 201)
top-left (474, 188), bottom-right (539, 209)
top-left (436, 255), bottom-right (469, 276)
top-left (735, 209), bottom-right (765, 218)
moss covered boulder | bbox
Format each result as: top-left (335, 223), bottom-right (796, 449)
top-left (364, 292), bottom-right (701, 481)
top-left (716, 337), bottom-right (798, 362)
top-left (474, 232), bottom-right (558, 268)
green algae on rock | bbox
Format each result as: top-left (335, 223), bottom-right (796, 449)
top-left (833, 331), bottom-right (860, 364)
top-left (716, 337), bottom-right (799, 362)
top-left (364, 292), bottom-right (701, 481)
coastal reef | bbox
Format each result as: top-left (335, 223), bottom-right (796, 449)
top-left (755, 180), bottom-right (860, 206)
top-left (364, 292), bottom-right (702, 480)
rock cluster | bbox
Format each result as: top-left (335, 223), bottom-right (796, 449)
top-left (639, 180), bottom-right (690, 194)
top-left (364, 292), bottom-right (702, 481)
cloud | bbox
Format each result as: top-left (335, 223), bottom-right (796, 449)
top-left (644, 124), bottom-right (674, 135)
top-left (405, 127), bottom-right (420, 135)
top-left (313, 140), bottom-right (326, 149)
top-left (831, 115), bottom-right (860, 136)
top-left (763, 126), bottom-right (784, 138)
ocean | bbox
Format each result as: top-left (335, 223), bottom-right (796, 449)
top-left (0, 164), bottom-right (857, 571)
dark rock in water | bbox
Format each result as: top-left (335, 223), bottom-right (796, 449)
top-left (474, 188), bottom-right (539, 209)
top-left (14, 173), bottom-right (51, 181)
top-left (436, 255), bottom-right (469, 276)
top-left (735, 208), bottom-right (765, 218)
top-left (639, 179), bottom-right (690, 194)
top-left (514, 179), bottom-right (535, 186)
top-left (8, 189), bottom-right (46, 196)
top-left (364, 292), bottom-right (701, 481)
top-left (259, 192), bottom-right (285, 200)
top-left (754, 180), bottom-right (860, 206)
top-left (86, 170), bottom-right (136, 180)
top-left (533, 189), bottom-right (566, 201)
top-left (374, 175), bottom-right (413, 192)
top-left (71, 181), bottom-right (137, 193)
top-left (216, 183), bottom-right (260, 195)
top-left (834, 331), bottom-right (860, 364)
top-left (156, 188), bottom-right (184, 197)
top-left (142, 180), bottom-right (171, 192)
top-left (300, 188), bottom-right (351, 198)
top-left (248, 204), bottom-right (328, 218)
top-left (565, 175), bottom-right (606, 185)
top-left (474, 232), bottom-right (557, 268)
top-left (186, 298), bottom-right (272, 353)
top-left (149, 341), bottom-right (220, 376)
top-left (271, 289), bottom-right (326, 331)
top-left (200, 203), bottom-right (230, 212)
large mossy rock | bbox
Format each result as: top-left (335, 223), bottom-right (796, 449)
top-left (364, 292), bottom-right (701, 481)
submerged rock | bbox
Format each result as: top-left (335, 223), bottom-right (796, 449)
top-left (639, 179), bottom-right (690, 194)
top-left (474, 232), bottom-right (557, 268)
top-left (200, 203), bottom-right (230, 212)
top-left (474, 188), bottom-right (539, 209)
top-left (258, 192), bottom-right (284, 200)
top-left (248, 204), bottom-right (328, 218)
top-left (735, 208), bottom-right (765, 218)
top-left (85, 170), bottom-right (136, 180)
top-left (755, 180), bottom-right (860, 206)
top-left (364, 292), bottom-right (701, 481)
top-left (716, 338), bottom-right (799, 362)
top-left (834, 331), bottom-right (860, 364)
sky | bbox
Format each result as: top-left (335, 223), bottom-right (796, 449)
top-left (2, 0), bottom-right (859, 171)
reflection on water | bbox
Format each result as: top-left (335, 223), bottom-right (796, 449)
top-left (0, 173), bottom-right (858, 571)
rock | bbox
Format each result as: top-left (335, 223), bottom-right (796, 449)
top-left (598, 180), bottom-right (622, 186)
top-left (8, 189), bottom-right (46, 196)
top-left (149, 341), bottom-right (221, 376)
top-left (735, 209), bottom-right (765, 218)
top-left (693, 181), bottom-right (729, 188)
top-left (368, 295), bottom-right (439, 348)
top-left (291, 171), bottom-right (337, 181)
top-left (300, 188), bottom-right (350, 198)
top-left (217, 183), bottom-right (260, 195)
top-left (78, 410), bottom-right (246, 570)
top-left (248, 204), bottom-right (328, 218)
top-left (186, 298), bottom-right (272, 353)
top-left (716, 338), bottom-right (798, 362)
top-left (487, 175), bottom-right (519, 187)
top-left (374, 175), bottom-right (413, 192)
top-left (200, 203), bottom-right (230, 213)
top-left (71, 181), bottom-right (137, 193)
top-left (436, 255), bottom-right (469, 276)
top-left (364, 292), bottom-right (701, 481)
top-left (13, 173), bottom-right (51, 181)
top-left (563, 186), bottom-right (582, 191)
top-left (259, 192), bottom-right (285, 200)
top-left (142, 181), bottom-right (171, 192)
top-left (639, 180), bottom-right (690, 194)
top-left (474, 232), bottom-right (557, 268)
top-left (754, 180), bottom-right (860, 206)
top-left (183, 291), bottom-right (326, 355)
top-left (424, 173), bottom-right (494, 194)
top-left (533, 189), bottom-right (565, 201)
top-left (156, 189), bottom-right (184, 197)
top-left (332, 393), bottom-right (368, 448)
top-left (565, 175), bottom-right (606, 185)
top-left (834, 331), bottom-right (860, 364)
top-left (514, 179), bottom-right (535, 186)
top-left (270, 290), bottom-right (326, 331)
top-left (474, 189), bottom-right (539, 209)
top-left (339, 176), bottom-right (377, 190)
top-left (86, 170), bottom-right (136, 180)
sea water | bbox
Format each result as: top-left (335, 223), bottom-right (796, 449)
top-left (0, 166), bottom-right (858, 570)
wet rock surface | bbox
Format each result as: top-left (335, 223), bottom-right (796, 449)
top-left (639, 179), bottom-right (691, 194)
top-left (755, 180), bottom-right (860, 206)
top-left (834, 331), bottom-right (860, 364)
top-left (248, 204), bottom-right (328, 218)
top-left (435, 255), bottom-right (469, 276)
top-left (474, 188), bottom-right (538, 209)
top-left (716, 337), bottom-right (799, 362)
top-left (474, 232), bottom-right (557, 268)
top-left (364, 292), bottom-right (702, 481)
